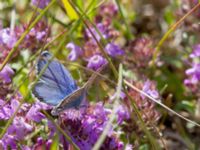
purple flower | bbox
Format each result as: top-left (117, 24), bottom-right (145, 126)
top-left (190, 44), bottom-right (200, 58)
top-left (0, 134), bottom-right (17, 149)
top-left (110, 91), bottom-right (126, 103)
top-left (87, 55), bottom-right (107, 70)
top-left (61, 102), bottom-right (124, 150)
top-left (105, 43), bottom-right (124, 57)
top-left (124, 144), bottom-right (133, 150)
top-left (22, 21), bottom-right (50, 52)
top-left (29, 28), bottom-right (47, 41)
top-left (127, 38), bottom-right (154, 67)
top-left (66, 42), bottom-right (83, 61)
top-left (32, 138), bottom-right (52, 150)
top-left (8, 117), bottom-right (33, 140)
top-left (109, 91), bottom-right (130, 125)
top-left (184, 44), bottom-right (200, 93)
top-left (117, 105), bottom-right (130, 125)
top-left (86, 23), bottom-right (109, 41)
top-left (0, 116), bottom-right (33, 149)
top-left (100, 3), bottom-right (118, 18)
top-left (0, 28), bottom-right (17, 48)
top-left (0, 97), bottom-right (29, 120)
top-left (0, 65), bottom-right (14, 83)
top-left (0, 99), bottom-right (17, 119)
top-left (142, 80), bottom-right (160, 100)
top-left (61, 109), bottom-right (83, 120)
top-left (26, 101), bottom-right (51, 122)
top-left (21, 146), bottom-right (31, 150)
top-left (0, 99), bottom-right (13, 119)
top-left (0, 97), bottom-right (33, 149)
top-left (31, 0), bottom-right (50, 9)
top-left (36, 31), bottom-right (46, 40)
top-left (184, 63), bottom-right (200, 85)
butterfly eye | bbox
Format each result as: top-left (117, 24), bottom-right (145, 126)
top-left (56, 106), bottom-right (64, 113)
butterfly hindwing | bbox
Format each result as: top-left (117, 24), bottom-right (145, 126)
top-left (51, 87), bottom-right (86, 115)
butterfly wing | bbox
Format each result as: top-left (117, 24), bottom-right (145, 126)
top-left (37, 51), bottom-right (77, 93)
top-left (32, 51), bottom-right (77, 106)
top-left (51, 87), bottom-right (86, 116)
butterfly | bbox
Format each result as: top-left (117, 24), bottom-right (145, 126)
top-left (32, 51), bottom-right (105, 116)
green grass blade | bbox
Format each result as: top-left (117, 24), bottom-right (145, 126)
top-left (92, 64), bottom-right (123, 150)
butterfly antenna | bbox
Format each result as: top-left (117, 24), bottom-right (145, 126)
top-left (83, 64), bottom-right (107, 90)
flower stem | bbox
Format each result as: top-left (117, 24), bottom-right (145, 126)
top-left (152, 2), bottom-right (200, 66)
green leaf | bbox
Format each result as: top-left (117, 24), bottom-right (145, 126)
top-left (61, 0), bottom-right (78, 20)
top-left (176, 100), bottom-right (195, 113)
top-left (50, 134), bottom-right (59, 150)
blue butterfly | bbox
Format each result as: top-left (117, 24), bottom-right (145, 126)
top-left (32, 51), bottom-right (105, 116)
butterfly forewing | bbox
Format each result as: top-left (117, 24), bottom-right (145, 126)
top-left (37, 52), bottom-right (77, 93)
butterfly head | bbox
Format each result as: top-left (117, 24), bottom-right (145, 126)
top-left (51, 105), bottom-right (64, 116)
